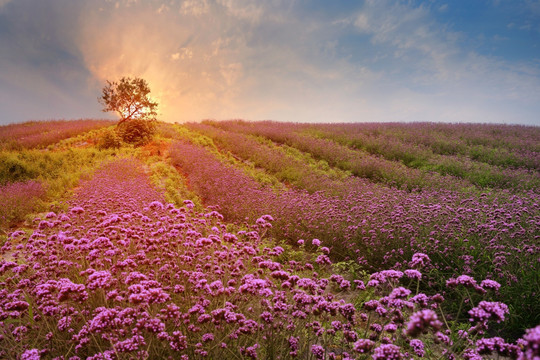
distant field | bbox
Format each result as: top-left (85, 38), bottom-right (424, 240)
top-left (0, 119), bottom-right (538, 359)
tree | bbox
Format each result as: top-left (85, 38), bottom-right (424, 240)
top-left (99, 76), bottom-right (158, 124)
top-left (99, 76), bottom-right (158, 145)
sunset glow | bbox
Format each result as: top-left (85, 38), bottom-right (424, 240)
top-left (0, 0), bottom-right (539, 124)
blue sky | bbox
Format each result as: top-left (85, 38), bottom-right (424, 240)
top-left (0, 0), bottom-right (539, 125)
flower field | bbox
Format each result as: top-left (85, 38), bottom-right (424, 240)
top-left (0, 120), bottom-right (539, 359)
top-left (0, 120), bottom-right (115, 150)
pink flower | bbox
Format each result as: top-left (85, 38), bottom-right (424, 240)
top-left (353, 339), bottom-right (374, 353)
top-left (409, 253), bottom-right (430, 268)
top-left (372, 344), bottom-right (403, 360)
top-left (480, 279), bottom-right (501, 291)
top-left (519, 325), bottom-right (540, 360)
top-left (311, 344), bottom-right (325, 359)
top-left (87, 271), bottom-right (114, 290)
top-left (469, 301), bottom-right (509, 324)
top-left (410, 339), bottom-right (425, 357)
top-left (405, 310), bottom-right (442, 337)
top-left (202, 333), bottom-right (214, 342)
top-left (404, 269), bottom-right (422, 280)
top-left (170, 331), bottom-right (187, 351)
top-left (21, 349), bottom-right (40, 360)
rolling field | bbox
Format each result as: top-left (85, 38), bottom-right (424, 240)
top-left (0, 119), bottom-right (539, 359)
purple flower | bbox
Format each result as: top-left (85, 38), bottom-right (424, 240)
top-left (480, 279), bottom-right (501, 291)
top-left (170, 330), bottom-right (187, 351)
top-left (353, 339), bottom-right (374, 353)
top-left (240, 343), bottom-right (259, 359)
top-left (57, 316), bottom-right (72, 331)
top-left (87, 271), bottom-right (114, 290)
top-left (370, 270), bottom-right (403, 284)
top-left (316, 254), bottom-right (332, 265)
top-left (114, 335), bottom-right (146, 352)
top-left (202, 333), bottom-right (214, 342)
top-left (404, 269), bottom-right (422, 280)
top-left (476, 337), bottom-right (520, 358)
top-left (410, 339), bottom-right (425, 357)
top-left (462, 348), bottom-right (483, 360)
top-left (260, 311), bottom-right (274, 323)
top-left (518, 325), bottom-right (540, 360)
top-left (446, 275), bottom-right (478, 288)
top-left (405, 309), bottom-right (442, 337)
top-left (389, 287), bottom-right (411, 299)
top-left (372, 344), bottom-right (403, 360)
top-left (311, 344), bottom-right (325, 359)
top-left (384, 323), bottom-right (398, 333)
top-left (312, 238), bottom-right (321, 247)
top-left (149, 201), bottom-right (164, 210)
top-left (21, 349), bottom-right (40, 360)
top-left (69, 206), bottom-right (84, 214)
top-left (409, 253), bottom-right (430, 268)
top-left (468, 301), bottom-right (509, 324)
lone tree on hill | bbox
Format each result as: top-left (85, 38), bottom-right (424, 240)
top-left (99, 76), bottom-right (158, 145)
top-left (99, 76), bottom-right (158, 123)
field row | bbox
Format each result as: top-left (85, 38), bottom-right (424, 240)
top-left (2, 158), bottom-right (538, 359)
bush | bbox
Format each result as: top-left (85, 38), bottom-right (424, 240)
top-left (97, 128), bottom-right (123, 149)
top-left (117, 118), bottom-right (156, 146)
top-left (0, 154), bottom-right (37, 184)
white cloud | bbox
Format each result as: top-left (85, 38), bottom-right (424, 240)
top-left (216, 0), bottom-right (263, 22)
top-left (0, 0), bottom-right (539, 125)
top-left (346, 0), bottom-right (540, 123)
top-left (180, 0), bottom-right (209, 16)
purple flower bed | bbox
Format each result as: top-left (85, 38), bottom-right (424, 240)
top-left (1, 157), bottom-right (538, 358)
top-left (0, 180), bottom-right (46, 228)
top-left (0, 119), bottom-right (115, 149)
top-left (204, 120), bottom-right (540, 191)
top-left (169, 139), bottom-right (539, 338)
top-left (198, 120), bottom-right (472, 191)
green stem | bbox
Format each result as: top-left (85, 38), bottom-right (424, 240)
top-left (363, 313), bottom-right (372, 338)
top-left (438, 306), bottom-right (451, 332)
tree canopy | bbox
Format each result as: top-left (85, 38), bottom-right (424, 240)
top-left (99, 76), bottom-right (158, 124)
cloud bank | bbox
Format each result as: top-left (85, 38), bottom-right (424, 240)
top-left (0, 0), bottom-right (539, 125)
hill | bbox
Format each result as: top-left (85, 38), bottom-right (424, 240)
top-left (0, 119), bottom-right (539, 359)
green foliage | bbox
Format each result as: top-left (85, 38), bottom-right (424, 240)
top-left (147, 160), bottom-right (202, 209)
top-left (97, 128), bottom-right (123, 149)
top-left (116, 117), bottom-right (156, 146)
top-left (99, 76), bottom-right (158, 123)
top-left (0, 153), bottom-right (38, 184)
top-left (99, 76), bottom-right (158, 146)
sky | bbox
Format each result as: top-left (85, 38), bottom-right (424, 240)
top-left (0, 0), bottom-right (539, 125)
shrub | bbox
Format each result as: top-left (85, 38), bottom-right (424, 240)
top-left (97, 128), bottom-right (123, 149)
top-left (0, 154), bottom-right (37, 184)
top-left (116, 118), bottom-right (156, 146)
